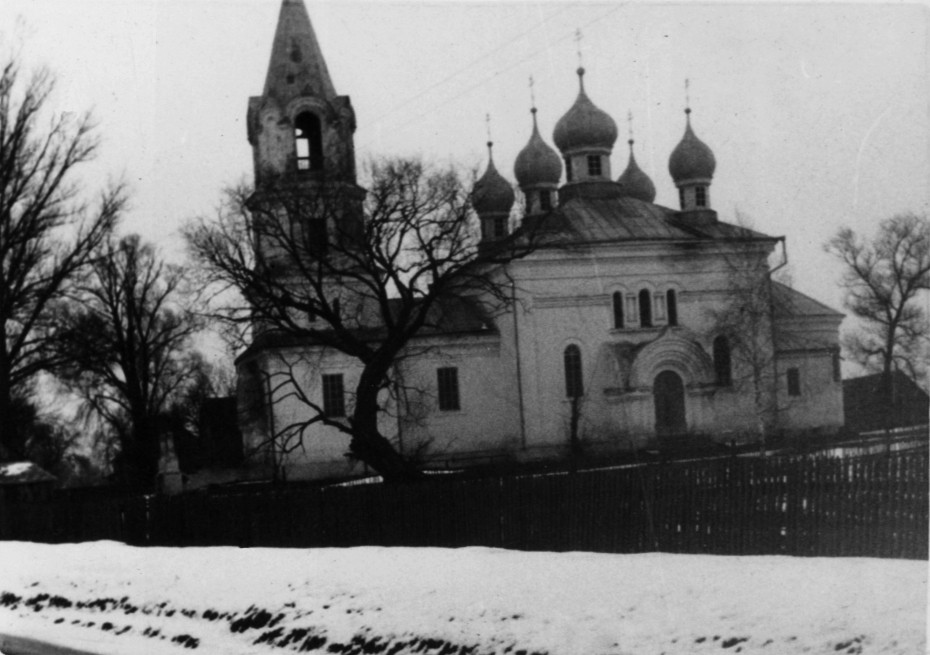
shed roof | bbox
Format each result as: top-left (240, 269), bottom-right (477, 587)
top-left (0, 461), bottom-right (56, 485)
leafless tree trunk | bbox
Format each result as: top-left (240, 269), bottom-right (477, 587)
top-left (186, 158), bottom-right (538, 481)
top-left (0, 55), bottom-right (125, 458)
top-left (825, 214), bottom-right (930, 433)
top-left (53, 234), bottom-right (200, 489)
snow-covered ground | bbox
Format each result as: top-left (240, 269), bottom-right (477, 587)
top-left (0, 542), bottom-right (924, 654)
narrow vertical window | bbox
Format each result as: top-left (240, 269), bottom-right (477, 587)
top-left (678, 187), bottom-right (685, 209)
top-left (612, 291), bottom-right (624, 329)
top-left (587, 154), bottom-right (602, 176)
top-left (713, 336), bottom-right (732, 387)
top-left (667, 289), bottom-right (678, 326)
top-left (437, 367), bottom-right (460, 411)
top-left (565, 157), bottom-right (573, 182)
top-left (322, 374), bottom-right (345, 417)
top-left (564, 345), bottom-right (583, 398)
top-left (493, 216), bottom-right (507, 238)
top-left (638, 289), bottom-right (652, 327)
top-left (832, 350), bottom-right (841, 382)
top-left (787, 367), bottom-right (801, 396)
top-left (539, 190), bottom-right (552, 211)
top-left (695, 186), bottom-right (707, 207)
top-left (294, 112), bottom-right (323, 171)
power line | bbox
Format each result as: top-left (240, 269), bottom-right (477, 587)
top-left (367, 5), bottom-right (624, 146)
top-left (369, 5), bottom-right (574, 125)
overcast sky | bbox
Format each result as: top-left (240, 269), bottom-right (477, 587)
top-left (2, 1), bottom-right (928, 318)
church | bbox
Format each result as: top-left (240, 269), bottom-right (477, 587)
top-left (234, 0), bottom-right (845, 482)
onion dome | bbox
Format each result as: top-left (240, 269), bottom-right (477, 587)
top-left (668, 109), bottom-right (716, 183)
top-left (473, 142), bottom-right (515, 215)
top-left (617, 140), bottom-right (656, 203)
top-left (553, 68), bottom-right (618, 154)
top-left (514, 108), bottom-right (562, 188)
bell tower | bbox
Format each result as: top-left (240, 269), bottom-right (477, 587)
top-left (246, 0), bottom-right (364, 254)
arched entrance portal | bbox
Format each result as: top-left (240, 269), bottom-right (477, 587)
top-left (654, 370), bottom-right (686, 435)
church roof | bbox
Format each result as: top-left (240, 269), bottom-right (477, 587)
top-left (263, 0), bottom-right (337, 104)
top-left (241, 295), bottom-right (496, 360)
top-left (531, 185), bottom-right (774, 245)
top-left (771, 282), bottom-right (844, 318)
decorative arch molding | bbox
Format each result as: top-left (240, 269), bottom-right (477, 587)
top-left (286, 96), bottom-right (330, 123)
top-left (628, 332), bottom-right (715, 389)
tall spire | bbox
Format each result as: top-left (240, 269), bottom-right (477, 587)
top-left (263, 0), bottom-right (337, 104)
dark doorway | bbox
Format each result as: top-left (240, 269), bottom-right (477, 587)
top-left (654, 370), bottom-right (686, 435)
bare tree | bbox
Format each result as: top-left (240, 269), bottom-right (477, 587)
top-left (0, 55), bottom-right (125, 458)
top-left (825, 213), bottom-right (930, 425)
top-left (708, 243), bottom-right (784, 444)
top-left (53, 234), bottom-right (201, 489)
top-left (185, 158), bottom-right (537, 481)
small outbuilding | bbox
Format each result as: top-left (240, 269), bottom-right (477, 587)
top-left (0, 461), bottom-right (57, 501)
top-left (843, 371), bottom-right (930, 434)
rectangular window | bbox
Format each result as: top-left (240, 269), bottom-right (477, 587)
top-left (565, 157), bottom-right (573, 182)
top-left (539, 190), bottom-right (552, 211)
top-left (695, 186), bottom-right (707, 207)
top-left (437, 367), bottom-right (460, 411)
top-left (832, 351), bottom-right (841, 382)
top-left (678, 187), bottom-right (685, 208)
top-left (322, 374), bottom-right (345, 417)
top-left (787, 367), bottom-right (801, 397)
top-left (587, 155), bottom-right (602, 176)
top-left (493, 216), bottom-right (507, 238)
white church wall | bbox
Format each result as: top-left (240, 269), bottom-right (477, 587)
top-left (392, 333), bottom-right (523, 467)
top-left (776, 351), bottom-right (844, 433)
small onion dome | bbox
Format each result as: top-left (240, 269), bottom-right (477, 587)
top-left (668, 110), bottom-right (716, 183)
top-left (553, 67), bottom-right (618, 154)
top-left (617, 140), bottom-right (656, 203)
top-left (514, 108), bottom-right (562, 187)
top-left (473, 142), bottom-right (515, 214)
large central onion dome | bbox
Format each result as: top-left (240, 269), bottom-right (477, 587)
top-left (514, 108), bottom-right (562, 187)
top-left (473, 142), bottom-right (515, 215)
top-left (553, 68), bottom-right (618, 154)
top-left (668, 109), bottom-right (716, 183)
top-left (617, 139), bottom-right (656, 203)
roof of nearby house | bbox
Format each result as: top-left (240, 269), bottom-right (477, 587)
top-left (0, 461), bottom-right (56, 485)
top-left (843, 371), bottom-right (930, 433)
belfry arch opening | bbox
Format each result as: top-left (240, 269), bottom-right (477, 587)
top-left (294, 112), bottom-right (323, 171)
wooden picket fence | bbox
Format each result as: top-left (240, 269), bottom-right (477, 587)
top-left (1, 446), bottom-right (926, 559)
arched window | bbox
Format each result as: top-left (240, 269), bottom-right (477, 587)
top-left (713, 336), bottom-right (732, 386)
top-left (638, 289), bottom-right (652, 327)
top-left (612, 292), bottom-right (624, 329)
top-left (667, 289), bottom-right (678, 326)
top-left (564, 345), bottom-right (583, 398)
top-left (294, 112), bottom-right (323, 171)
